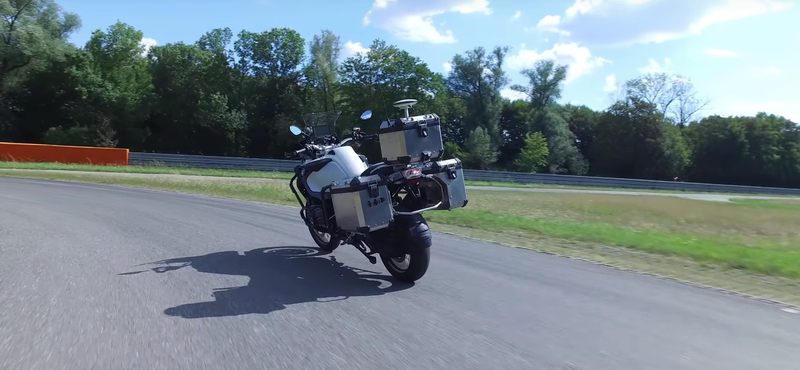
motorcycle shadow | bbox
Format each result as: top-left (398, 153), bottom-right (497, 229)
top-left (120, 246), bottom-right (412, 319)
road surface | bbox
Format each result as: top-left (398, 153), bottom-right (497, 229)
top-left (2, 177), bottom-right (800, 370)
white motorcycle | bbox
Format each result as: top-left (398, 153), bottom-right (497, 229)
top-left (284, 99), bottom-right (468, 282)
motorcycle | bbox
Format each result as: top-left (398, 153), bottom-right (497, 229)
top-left (284, 98), bottom-right (468, 282)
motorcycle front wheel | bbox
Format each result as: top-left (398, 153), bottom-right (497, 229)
top-left (309, 227), bottom-right (341, 251)
top-left (380, 243), bottom-right (430, 283)
top-left (379, 213), bottom-right (432, 283)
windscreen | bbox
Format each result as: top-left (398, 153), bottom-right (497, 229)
top-left (302, 111), bottom-right (341, 138)
top-left (311, 125), bottom-right (333, 137)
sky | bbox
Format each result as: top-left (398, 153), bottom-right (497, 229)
top-left (56, 0), bottom-right (799, 122)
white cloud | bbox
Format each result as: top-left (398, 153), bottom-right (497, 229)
top-left (362, 0), bottom-right (492, 44)
top-left (507, 42), bottom-right (610, 83)
top-left (533, 0), bottom-right (794, 47)
top-left (442, 61), bottom-right (453, 73)
top-left (341, 40), bottom-right (370, 59)
top-left (139, 37), bottom-right (157, 56)
top-left (639, 57), bottom-right (672, 74)
top-left (535, 15), bottom-right (566, 34)
top-left (500, 88), bottom-right (528, 101)
top-left (705, 48), bottom-right (739, 57)
top-left (603, 74), bottom-right (619, 93)
top-left (764, 66), bottom-right (782, 75)
top-left (511, 10), bottom-right (522, 21)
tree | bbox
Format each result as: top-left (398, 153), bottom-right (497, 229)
top-left (0, 0), bottom-right (81, 90)
top-left (303, 29), bottom-right (342, 112)
top-left (42, 125), bottom-right (92, 146)
top-left (233, 28), bottom-right (308, 158)
top-left (621, 72), bottom-right (710, 128)
top-left (591, 97), bottom-right (690, 180)
top-left (146, 42), bottom-right (246, 156)
top-left (339, 39), bottom-right (444, 115)
top-left (445, 45), bottom-right (510, 147)
top-left (558, 103), bottom-right (600, 169)
top-left (511, 60), bottom-right (587, 175)
top-left (234, 28), bottom-right (305, 79)
top-left (442, 141), bottom-right (467, 161)
top-left (3, 6), bottom-right (800, 190)
top-left (83, 21), bottom-right (154, 148)
top-left (511, 59), bottom-right (567, 111)
top-left (514, 131), bottom-right (548, 173)
top-left (195, 27), bottom-right (238, 102)
top-left (2, 46), bottom-right (111, 144)
top-left (338, 39), bottom-right (446, 161)
top-left (534, 109), bottom-right (588, 175)
top-left (684, 113), bottom-right (800, 187)
top-left (464, 126), bottom-right (497, 170)
top-left (441, 93), bottom-right (467, 145)
top-left (497, 99), bottom-right (530, 170)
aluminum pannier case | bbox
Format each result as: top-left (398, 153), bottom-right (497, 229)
top-left (420, 158), bottom-right (468, 211)
top-left (328, 174), bottom-right (394, 233)
top-left (378, 113), bottom-right (445, 165)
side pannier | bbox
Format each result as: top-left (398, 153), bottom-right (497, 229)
top-left (418, 158), bottom-right (468, 211)
top-left (329, 174), bottom-right (394, 233)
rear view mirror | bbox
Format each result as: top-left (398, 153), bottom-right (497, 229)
top-left (289, 125), bottom-right (303, 136)
top-left (360, 110), bottom-right (372, 120)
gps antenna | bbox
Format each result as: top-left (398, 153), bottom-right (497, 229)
top-left (392, 99), bottom-right (418, 118)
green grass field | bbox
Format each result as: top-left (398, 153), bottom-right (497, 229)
top-left (3, 161), bottom-right (800, 305)
top-left (1, 160), bottom-right (795, 197)
top-left (0, 160), bottom-right (295, 179)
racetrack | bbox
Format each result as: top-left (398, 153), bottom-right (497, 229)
top-left (5, 168), bottom-right (800, 202)
top-left (2, 177), bottom-right (800, 370)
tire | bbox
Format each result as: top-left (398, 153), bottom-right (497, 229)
top-left (380, 243), bottom-right (430, 283)
top-left (379, 213), bottom-right (433, 283)
top-left (309, 227), bottom-right (341, 251)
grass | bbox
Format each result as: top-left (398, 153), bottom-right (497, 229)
top-left (4, 162), bottom-right (800, 305)
top-left (425, 194), bottom-right (800, 278)
top-left (0, 160), bottom-right (295, 179)
top-left (2, 160), bottom-right (797, 197)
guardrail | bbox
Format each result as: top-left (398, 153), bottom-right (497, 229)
top-left (128, 152), bottom-right (800, 196)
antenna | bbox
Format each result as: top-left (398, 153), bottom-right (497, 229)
top-left (376, 83), bottom-right (392, 122)
top-left (374, 54), bottom-right (393, 123)
top-left (393, 99), bottom-right (418, 118)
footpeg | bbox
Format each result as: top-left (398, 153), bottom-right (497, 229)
top-left (353, 240), bottom-right (378, 264)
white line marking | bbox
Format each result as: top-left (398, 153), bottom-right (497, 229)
top-left (781, 308), bottom-right (799, 314)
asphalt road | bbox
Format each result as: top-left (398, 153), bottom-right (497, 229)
top-left (2, 177), bottom-right (800, 370)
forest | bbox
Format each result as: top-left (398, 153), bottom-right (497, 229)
top-left (2, 0), bottom-right (799, 188)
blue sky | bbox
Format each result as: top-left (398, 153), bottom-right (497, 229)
top-left (58, 0), bottom-right (799, 122)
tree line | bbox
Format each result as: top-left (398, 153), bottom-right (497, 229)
top-left (3, 0), bottom-right (799, 188)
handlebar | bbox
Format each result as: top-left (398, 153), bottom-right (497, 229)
top-left (286, 130), bottom-right (378, 160)
top-left (284, 147), bottom-right (307, 159)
